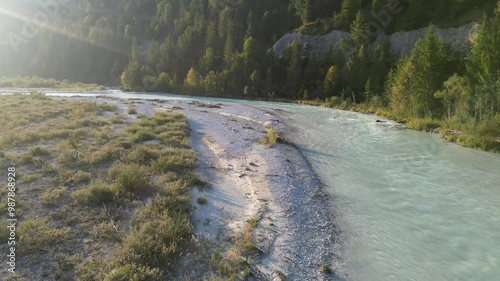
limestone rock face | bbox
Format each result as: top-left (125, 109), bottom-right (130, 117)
top-left (272, 22), bottom-right (480, 57)
top-left (272, 30), bottom-right (352, 57)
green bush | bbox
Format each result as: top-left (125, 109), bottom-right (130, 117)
top-left (60, 170), bottom-right (92, 184)
top-left (76, 257), bottom-right (108, 281)
top-left (18, 218), bottom-right (73, 253)
top-left (30, 146), bottom-right (51, 156)
top-left (71, 182), bottom-right (116, 205)
top-left (128, 107), bottom-right (137, 114)
top-left (40, 186), bottom-right (67, 206)
top-left (407, 118), bottom-right (442, 131)
top-left (197, 196), bottom-right (208, 205)
top-left (114, 164), bottom-right (149, 195)
top-left (126, 145), bottom-right (161, 165)
top-left (91, 221), bottom-right (121, 241)
top-left (151, 152), bottom-right (196, 173)
top-left (258, 127), bottom-right (279, 147)
top-left (104, 264), bottom-right (162, 281)
top-left (87, 143), bottom-right (125, 164)
top-left (116, 212), bottom-right (191, 267)
top-left (133, 129), bottom-right (155, 143)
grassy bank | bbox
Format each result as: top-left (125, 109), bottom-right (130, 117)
top-left (296, 99), bottom-right (500, 153)
top-left (0, 93), bottom-right (200, 280)
top-left (0, 76), bottom-right (105, 91)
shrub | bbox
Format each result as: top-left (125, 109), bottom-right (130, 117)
top-left (126, 145), bottom-right (161, 165)
top-left (116, 212), bottom-right (191, 267)
top-left (128, 107), bottom-right (137, 114)
top-left (91, 221), bottom-right (121, 241)
top-left (197, 196), bottom-right (208, 205)
top-left (133, 129), bottom-right (155, 143)
top-left (114, 164), bottom-right (149, 195)
top-left (258, 127), bottom-right (279, 147)
top-left (104, 264), bottom-right (162, 281)
top-left (18, 153), bottom-right (35, 165)
top-left (55, 253), bottom-right (82, 271)
top-left (111, 116), bottom-right (124, 124)
top-left (30, 91), bottom-right (50, 100)
top-left (30, 146), bottom-right (51, 156)
top-left (71, 182), bottom-right (116, 205)
top-left (76, 257), bottom-right (108, 281)
top-left (407, 118), bottom-right (442, 131)
top-left (60, 170), bottom-right (92, 184)
top-left (151, 152), bottom-right (196, 173)
top-left (18, 218), bottom-right (72, 253)
top-left (87, 143), bottom-right (125, 164)
top-left (40, 186), bottom-right (67, 206)
top-left (319, 264), bottom-right (332, 274)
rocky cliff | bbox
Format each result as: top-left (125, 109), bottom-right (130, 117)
top-left (272, 23), bottom-right (480, 57)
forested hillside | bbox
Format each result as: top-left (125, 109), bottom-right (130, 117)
top-left (0, 0), bottom-right (499, 151)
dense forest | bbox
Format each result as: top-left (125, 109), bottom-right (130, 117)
top-left (0, 0), bottom-right (499, 151)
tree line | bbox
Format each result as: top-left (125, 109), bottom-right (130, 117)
top-left (0, 0), bottom-right (498, 150)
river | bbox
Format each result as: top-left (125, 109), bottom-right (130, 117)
top-left (43, 90), bottom-right (500, 280)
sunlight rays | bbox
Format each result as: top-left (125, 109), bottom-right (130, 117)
top-left (0, 5), bottom-right (129, 56)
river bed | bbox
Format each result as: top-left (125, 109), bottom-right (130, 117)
top-left (22, 90), bottom-right (500, 280)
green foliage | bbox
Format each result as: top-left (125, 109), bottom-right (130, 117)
top-left (197, 196), bottom-right (208, 205)
top-left (434, 74), bottom-right (471, 120)
top-left (319, 264), bottom-right (332, 274)
top-left (19, 218), bottom-right (73, 253)
top-left (0, 0), bottom-right (498, 156)
top-left (0, 76), bottom-right (104, 90)
top-left (91, 222), bottom-right (121, 242)
top-left (323, 65), bottom-right (339, 97)
top-left (0, 96), bottom-right (202, 280)
top-left (71, 182), bottom-right (116, 205)
top-left (292, 0), bottom-right (312, 25)
top-left (114, 164), bottom-right (149, 196)
top-left (465, 11), bottom-right (500, 119)
top-left (104, 264), bottom-right (162, 281)
top-left (128, 107), bottom-right (137, 114)
top-left (388, 26), bottom-right (451, 118)
top-left (40, 186), bottom-right (68, 207)
top-left (210, 250), bottom-right (245, 279)
top-left (350, 10), bottom-right (368, 46)
top-left (120, 62), bottom-right (143, 91)
top-left (258, 127), bottom-right (279, 147)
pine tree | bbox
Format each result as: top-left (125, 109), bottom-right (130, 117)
top-left (223, 35), bottom-right (234, 68)
top-left (200, 47), bottom-right (215, 74)
top-left (292, 0), bottom-right (311, 25)
top-left (466, 13), bottom-right (500, 86)
top-left (184, 67), bottom-right (201, 94)
top-left (350, 10), bottom-right (369, 47)
top-left (406, 26), bottom-right (449, 117)
top-left (363, 77), bottom-right (374, 102)
top-left (323, 65), bottom-right (339, 96)
top-left (388, 57), bottom-right (415, 116)
top-left (339, 0), bottom-right (361, 28)
top-left (286, 43), bottom-right (302, 98)
top-left (120, 62), bottom-right (143, 91)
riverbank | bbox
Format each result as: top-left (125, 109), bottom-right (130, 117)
top-left (115, 89), bottom-right (499, 154)
top-left (0, 76), bottom-right (106, 91)
top-left (295, 99), bottom-right (500, 153)
top-left (80, 96), bottom-right (342, 279)
top-left (0, 93), bottom-right (341, 280)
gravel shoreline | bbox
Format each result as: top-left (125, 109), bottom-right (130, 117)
top-left (174, 100), bottom-right (343, 280)
top-left (61, 95), bottom-right (343, 280)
